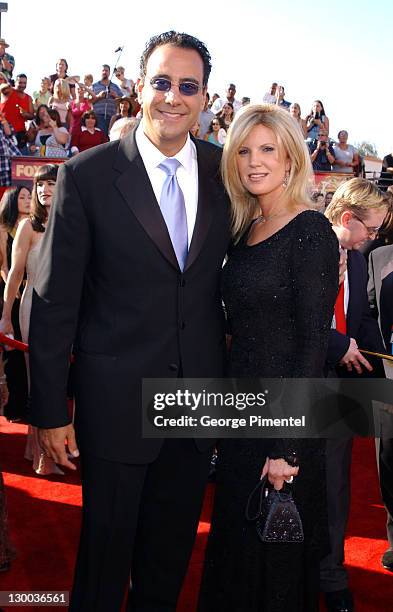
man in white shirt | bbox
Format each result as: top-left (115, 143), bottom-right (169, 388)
top-left (29, 30), bottom-right (230, 612)
top-left (262, 82), bottom-right (277, 104)
top-left (211, 82), bottom-right (242, 114)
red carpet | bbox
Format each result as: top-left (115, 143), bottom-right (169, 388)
top-left (1, 417), bottom-right (392, 611)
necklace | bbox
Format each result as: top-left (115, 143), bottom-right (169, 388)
top-left (256, 208), bottom-right (287, 223)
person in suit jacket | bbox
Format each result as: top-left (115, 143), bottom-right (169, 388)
top-left (368, 244), bottom-right (393, 572)
top-left (321, 178), bottom-right (390, 612)
top-left (28, 31), bottom-right (230, 612)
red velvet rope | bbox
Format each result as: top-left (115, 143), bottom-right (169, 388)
top-left (0, 332), bottom-right (29, 352)
top-left (0, 332), bottom-right (75, 363)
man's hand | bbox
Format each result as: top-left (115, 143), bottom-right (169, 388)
top-left (38, 424), bottom-right (79, 471)
top-left (339, 338), bottom-right (373, 374)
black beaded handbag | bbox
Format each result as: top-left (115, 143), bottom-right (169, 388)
top-left (245, 475), bottom-right (304, 543)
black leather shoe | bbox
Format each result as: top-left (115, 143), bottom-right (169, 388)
top-left (382, 549), bottom-right (393, 572)
top-left (325, 589), bottom-right (354, 612)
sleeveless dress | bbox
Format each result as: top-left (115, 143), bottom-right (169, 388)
top-left (198, 211), bottom-right (339, 612)
top-left (21, 237), bottom-right (64, 475)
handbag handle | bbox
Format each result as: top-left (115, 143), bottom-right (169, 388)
top-left (245, 475), bottom-right (268, 521)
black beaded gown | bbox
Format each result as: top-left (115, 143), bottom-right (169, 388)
top-left (198, 210), bottom-right (339, 612)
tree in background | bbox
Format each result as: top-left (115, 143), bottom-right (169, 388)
top-left (355, 141), bottom-right (379, 158)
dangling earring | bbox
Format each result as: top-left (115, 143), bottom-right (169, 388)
top-left (283, 171), bottom-right (289, 187)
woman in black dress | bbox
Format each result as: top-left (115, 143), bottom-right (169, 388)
top-left (198, 104), bottom-right (339, 612)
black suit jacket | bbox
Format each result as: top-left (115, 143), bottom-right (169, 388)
top-left (327, 249), bottom-right (385, 374)
top-left (368, 244), bottom-right (393, 350)
top-left (28, 131), bottom-right (231, 463)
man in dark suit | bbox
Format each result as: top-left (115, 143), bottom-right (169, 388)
top-left (368, 244), bottom-right (393, 572)
top-left (321, 178), bottom-right (390, 612)
top-left (28, 31), bottom-right (230, 611)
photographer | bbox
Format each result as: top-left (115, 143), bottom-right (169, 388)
top-left (308, 128), bottom-right (335, 171)
top-left (306, 99), bottom-right (329, 140)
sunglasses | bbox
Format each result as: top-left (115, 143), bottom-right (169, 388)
top-left (150, 77), bottom-right (201, 96)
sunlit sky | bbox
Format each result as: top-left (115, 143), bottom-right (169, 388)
top-left (3, 0), bottom-right (392, 157)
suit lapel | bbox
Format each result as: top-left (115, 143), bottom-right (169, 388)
top-left (113, 131), bottom-right (221, 273)
top-left (185, 139), bottom-right (217, 271)
top-left (113, 130), bottom-right (179, 270)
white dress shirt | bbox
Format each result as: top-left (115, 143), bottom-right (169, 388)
top-left (210, 97), bottom-right (242, 115)
top-left (135, 122), bottom-right (198, 247)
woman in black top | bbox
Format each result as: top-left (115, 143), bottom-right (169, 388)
top-left (198, 104), bottom-right (339, 612)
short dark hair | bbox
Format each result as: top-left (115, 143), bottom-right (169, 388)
top-left (81, 110), bottom-right (97, 126)
top-left (102, 64), bottom-right (110, 71)
top-left (16, 73), bottom-right (27, 80)
top-left (140, 31), bottom-right (212, 86)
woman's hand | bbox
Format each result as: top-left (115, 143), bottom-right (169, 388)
top-left (261, 457), bottom-right (299, 490)
top-left (48, 118), bottom-right (57, 129)
top-left (0, 318), bottom-right (15, 349)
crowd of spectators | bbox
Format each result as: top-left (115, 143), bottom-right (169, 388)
top-left (0, 35), bottom-right (389, 192)
top-left (0, 42), bottom-right (143, 187)
top-left (1, 32), bottom-right (393, 602)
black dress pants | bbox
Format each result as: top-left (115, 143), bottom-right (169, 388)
top-left (69, 439), bottom-right (212, 612)
top-left (376, 437), bottom-right (393, 549)
top-left (320, 438), bottom-right (353, 592)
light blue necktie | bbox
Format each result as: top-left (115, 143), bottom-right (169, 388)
top-left (158, 158), bottom-right (188, 271)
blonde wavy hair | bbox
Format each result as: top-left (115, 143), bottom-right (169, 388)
top-left (53, 78), bottom-right (71, 101)
top-left (221, 103), bottom-right (313, 239)
top-left (325, 178), bottom-right (391, 224)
